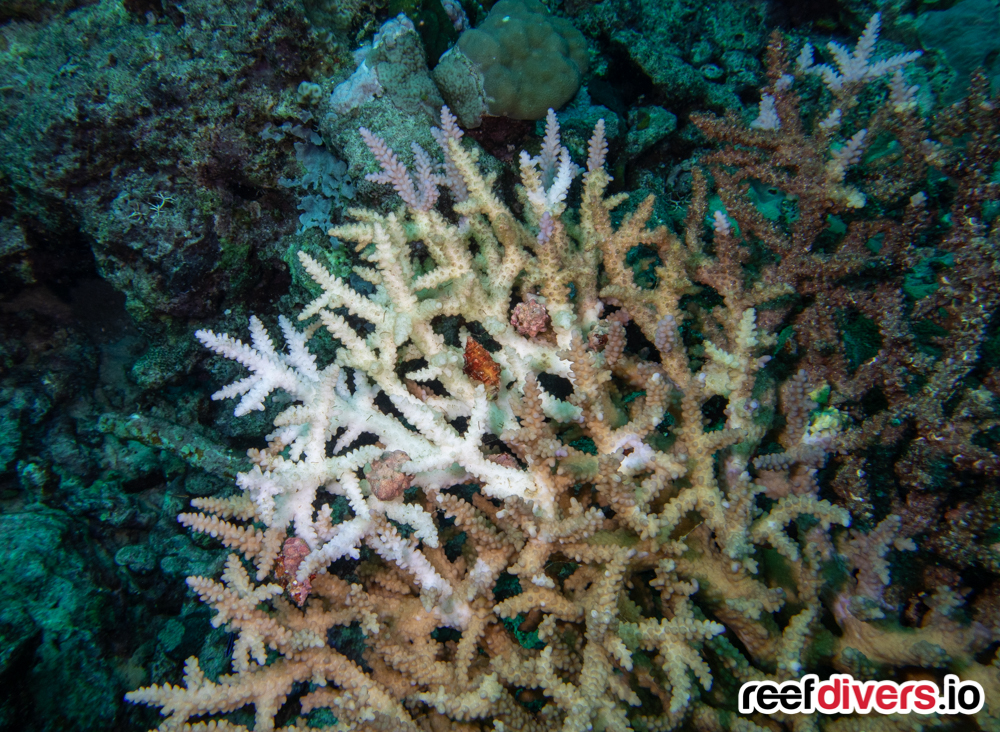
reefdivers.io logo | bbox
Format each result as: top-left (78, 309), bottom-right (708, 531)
top-left (739, 674), bottom-right (984, 715)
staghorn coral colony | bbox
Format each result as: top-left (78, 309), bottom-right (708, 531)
top-left (125, 16), bottom-right (1000, 732)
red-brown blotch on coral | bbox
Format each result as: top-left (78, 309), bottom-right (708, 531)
top-left (463, 336), bottom-right (501, 399)
top-left (274, 536), bottom-right (313, 606)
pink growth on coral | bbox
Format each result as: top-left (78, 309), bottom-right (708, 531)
top-left (487, 453), bottom-right (519, 468)
top-left (511, 294), bottom-right (550, 337)
top-left (275, 537), bottom-right (313, 606)
top-left (368, 450), bottom-right (412, 501)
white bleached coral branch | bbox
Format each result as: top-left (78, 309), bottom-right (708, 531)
top-left (519, 109), bottom-right (581, 216)
top-left (196, 315), bottom-right (318, 417)
top-left (796, 14), bottom-right (921, 92)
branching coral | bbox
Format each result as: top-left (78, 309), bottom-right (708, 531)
top-left (128, 17), bottom-right (1000, 731)
top-left (694, 12), bottom-right (1000, 618)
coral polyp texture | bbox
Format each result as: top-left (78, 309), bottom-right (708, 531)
top-left (126, 19), bottom-right (1000, 732)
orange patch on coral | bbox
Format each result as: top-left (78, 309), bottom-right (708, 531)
top-left (463, 337), bottom-right (501, 400)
